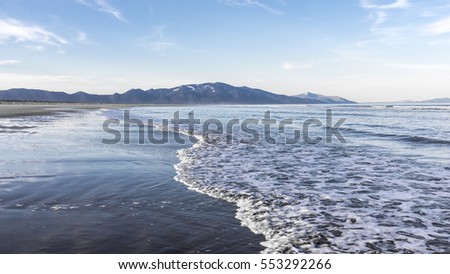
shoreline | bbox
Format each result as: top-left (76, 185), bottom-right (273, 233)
top-left (0, 104), bottom-right (265, 253)
top-left (0, 102), bottom-right (142, 118)
top-left (0, 102), bottom-right (211, 118)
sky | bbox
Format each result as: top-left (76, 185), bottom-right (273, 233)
top-left (0, 0), bottom-right (450, 102)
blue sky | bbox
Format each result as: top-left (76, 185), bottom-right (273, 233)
top-left (0, 0), bottom-right (449, 102)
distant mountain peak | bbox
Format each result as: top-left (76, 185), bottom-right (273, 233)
top-left (0, 83), bottom-right (356, 104)
top-left (294, 91), bottom-right (354, 104)
top-left (376, 97), bottom-right (450, 104)
top-left (420, 97), bottom-right (450, 104)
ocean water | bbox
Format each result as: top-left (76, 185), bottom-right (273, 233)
top-left (1, 105), bottom-right (449, 253)
top-left (129, 104), bottom-right (450, 253)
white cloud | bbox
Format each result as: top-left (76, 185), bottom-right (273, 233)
top-left (0, 60), bottom-right (20, 65)
top-left (26, 45), bottom-right (45, 51)
top-left (423, 16), bottom-right (450, 35)
top-left (77, 31), bottom-right (88, 43)
top-left (76, 0), bottom-right (126, 22)
top-left (282, 62), bottom-right (312, 70)
top-left (360, 1), bottom-right (413, 45)
top-left (75, 31), bottom-right (99, 46)
top-left (137, 26), bottom-right (176, 54)
top-left (360, 0), bottom-right (408, 27)
top-left (373, 10), bottom-right (388, 25)
top-left (220, 0), bottom-right (283, 15)
top-left (356, 40), bottom-right (372, 47)
top-left (360, 0), bottom-right (410, 10)
top-left (143, 41), bottom-right (175, 52)
top-left (0, 18), bottom-right (67, 46)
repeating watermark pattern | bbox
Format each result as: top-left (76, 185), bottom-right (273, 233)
top-left (102, 109), bottom-right (347, 145)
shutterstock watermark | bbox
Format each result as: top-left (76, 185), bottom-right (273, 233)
top-left (102, 109), bottom-right (347, 145)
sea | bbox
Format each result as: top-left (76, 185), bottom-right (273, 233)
top-left (1, 104), bottom-right (449, 253)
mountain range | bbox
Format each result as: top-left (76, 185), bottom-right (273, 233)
top-left (0, 82), bottom-right (355, 105)
top-left (294, 92), bottom-right (354, 104)
top-left (366, 97), bottom-right (450, 105)
top-left (402, 98), bottom-right (450, 104)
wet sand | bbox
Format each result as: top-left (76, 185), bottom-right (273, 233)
top-left (0, 102), bottom-right (130, 118)
top-left (0, 104), bottom-right (265, 253)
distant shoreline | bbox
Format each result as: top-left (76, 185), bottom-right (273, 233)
top-left (0, 102), bottom-right (188, 118)
top-left (0, 103), bottom-right (110, 118)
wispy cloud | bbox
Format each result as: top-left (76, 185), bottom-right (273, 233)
top-left (423, 16), bottom-right (450, 35)
top-left (143, 41), bottom-right (176, 52)
top-left (360, 0), bottom-right (410, 29)
top-left (361, 0), bottom-right (410, 28)
top-left (359, 2), bottom-right (450, 47)
top-left (76, 0), bottom-right (126, 21)
top-left (220, 0), bottom-right (283, 15)
top-left (77, 31), bottom-right (88, 43)
top-left (282, 61), bottom-right (312, 71)
top-left (360, 0), bottom-right (410, 10)
top-left (26, 45), bottom-right (45, 51)
top-left (373, 10), bottom-right (388, 25)
top-left (0, 60), bottom-right (20, 65)
top-left (75, 31), bottom-right (97, 46)
top-left (359, 0), bottom-right (412, 45)
top-left (0, 18), bottom-right (67, 46)
top-left (136, 26), bottom-right (176, 54)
